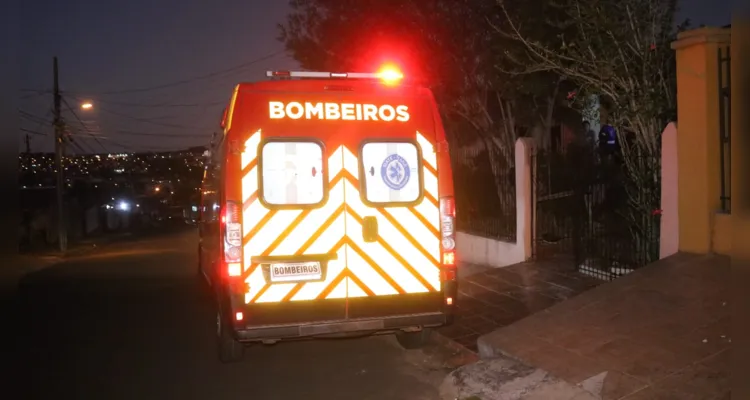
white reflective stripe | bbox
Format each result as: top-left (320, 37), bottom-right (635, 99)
top-left (327, 146), bottom-right (344, 181)
top-left (345, 182), bottom-right (439, 291)
top-left (255, 283), bottom-right (297, 304)
top-left (251, 223), bottom-right (346, 303)
top-left (416, 132), bottom-right (437, 169)
top-left (326, 276), bottom-right (348, 299)
top-left (241, 165), bottom-right (259, 201)
top-left (269, 181), bottom-right (345, 256)
top-left (244, 210), bottom-right (302, 256)
top-left (225, 86), bottom-right (240, 133)
top-left (291, 246), bottom-right (346, 301)
top-left (383, 207), bottom-right (440, 260)
top-left (300, 213), bottom-right (346, 255)
top-left (247, 213), bottom-right (346, 303)
top-left (241, 130), bottom-right (262, 170)
top-left (242, 199), bottom-right (269, 239)
top-left (342, 146), bottom-right (359, 179)
top-left (345, 218), bottom-right (429, 293)
top-left (413, 198), bottom-right (440, 232)
top-left (346, 247), bottom-right (399, 296)
top-left (423, 166), bottom-right (438, 199)
top-left (346, 278), bottom-right (369, 298)
top-left (245, 268), bottom-right (266, 303)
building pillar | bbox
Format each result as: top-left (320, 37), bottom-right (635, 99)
top-left (671, 27), bottom-right (731, 254)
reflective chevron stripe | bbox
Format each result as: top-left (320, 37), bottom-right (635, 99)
top-left (239, 130), bottom-right (442, 303)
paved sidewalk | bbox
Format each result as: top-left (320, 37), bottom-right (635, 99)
top-left (477, 253), bottom-right (730, 399)
top-left (438, 258), bottom-right (603, 352)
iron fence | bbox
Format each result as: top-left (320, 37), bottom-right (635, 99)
top-left (718, 46), bottom-right (731, 213)
top-left (451, 142), bottom-right (517, 242)
top-left (533, 143), bottom-right (661, 281)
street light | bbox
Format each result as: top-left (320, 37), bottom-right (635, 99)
top-left (81, 102), bottom-right (93, 110)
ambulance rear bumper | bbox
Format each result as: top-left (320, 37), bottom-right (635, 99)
top-left (234, 312), bottom-right (447, 341)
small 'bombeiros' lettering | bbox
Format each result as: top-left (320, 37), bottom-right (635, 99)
top-left (269, 101), bottom-right (410, 122)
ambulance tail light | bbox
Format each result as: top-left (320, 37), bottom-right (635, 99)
top-left (440, 196), bottom-right (456, 280)
top-left (222, 200), bottom-right (242, 277)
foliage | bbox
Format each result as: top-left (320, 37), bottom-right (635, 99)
top-left (279, 0), bottom-right (576, 151)
top-left (279, 0), bottom-right (577, 236)
top-left (493, 0), bottom-right (685, 255)
top-left (279, 0), bottom-right (684, 260)
top-left (280, 0), bottom-right (523, 233)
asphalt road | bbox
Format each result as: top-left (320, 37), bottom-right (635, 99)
top-left (9, 229), bottom-right (458, 400)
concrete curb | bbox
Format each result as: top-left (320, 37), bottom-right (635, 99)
top-left (430, 330), bottom-right (480, 365)
top-left (431, 328), bottom-right (601, 400)
top-left (438, 355), bottom-right (598, 400)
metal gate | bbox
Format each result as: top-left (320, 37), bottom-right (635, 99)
top-left (532, 142), bottom-right (659, 281)
top-left (718, 46), bottom-right (731, 213)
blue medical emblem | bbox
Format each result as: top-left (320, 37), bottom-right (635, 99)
top-left (381, 154), bottom-right (410, 190)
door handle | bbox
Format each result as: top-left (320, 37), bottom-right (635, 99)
top-left (362, 216), bottom-right (378, 243)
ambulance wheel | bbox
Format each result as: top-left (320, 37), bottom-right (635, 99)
top-left (216, 312), bottom-right (244, 363)
top-left (395, 328), bottom-right (432, 349)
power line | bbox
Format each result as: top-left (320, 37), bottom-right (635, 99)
top-left (20, 109), bottom-right (54, 148)
top-left (85, 50), bottom-right (285, 95)
top-left (62, 96), bottom-right (109, 154)
top-left (21, 128), bottom-right (48, 136)
top-left (71, 129), bottom-right (210, 139)
top-left (67, 135), bottom-right (95, 155)
top-left (109, 130), bottom-right (209, 138)
top-left (81, 98), bottom-right (227, 108)
top-left (20, 91), bottom-right (50, 100)
top-left (106, 138), bottom-right (198, 152)
top-left (21, 49), bottom-right (285, 99)
top-left (19, 110), bottom-right (53, 124)
top-left (96, 105), bottom-right (195, 129)
top-left (65, 92), bottom-right (228, 110)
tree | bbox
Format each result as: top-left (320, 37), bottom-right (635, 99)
top-left (280, 0), bottom-right (526, 237)
top-left (279, 0), bottom-right (589, 240)
top-left (493, 0), bottom-right (686, 262)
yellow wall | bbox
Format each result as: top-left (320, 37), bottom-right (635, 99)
top-left (671, 27), bottom-right (731, 255)
top-left (712, 213), bottom-right (732, 255)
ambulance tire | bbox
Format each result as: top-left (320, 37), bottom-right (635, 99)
top-left (216, 311), bottom-right (244, 363)
top-left (395, 328), bottom-right (432, 349)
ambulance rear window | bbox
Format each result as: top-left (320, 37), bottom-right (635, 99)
top-left (360, 141), bottom-right (422, 205)
top-left (260, 140), bottom-right (326, 207)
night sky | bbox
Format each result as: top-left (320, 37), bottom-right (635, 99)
top-left (18, 0), bottom-right (731, 154)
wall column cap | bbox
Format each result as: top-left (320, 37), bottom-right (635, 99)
top-left (671, 26), bottom-right (731, 51)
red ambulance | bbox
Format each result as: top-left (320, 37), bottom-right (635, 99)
top-left (198, 67), bottom-right (457, 362)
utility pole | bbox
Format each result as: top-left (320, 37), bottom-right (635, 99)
top-left (25, 134), bottom-right (31, 154)
top-left (53, 56), bottom-right (67, 252)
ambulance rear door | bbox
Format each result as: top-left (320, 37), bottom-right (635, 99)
top-left (235, 90), bottom-right (350, 326)
top-left (339, 92), bottom-right (443, 319)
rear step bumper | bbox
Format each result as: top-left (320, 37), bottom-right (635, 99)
top-left (234, 312), bottom-right (447, 341)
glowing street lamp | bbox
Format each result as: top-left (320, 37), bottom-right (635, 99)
top-left (80, 102), bottom-right (93, 110)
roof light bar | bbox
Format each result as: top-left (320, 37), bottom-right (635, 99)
top-left (266, 71), bottom-right (395, 80)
